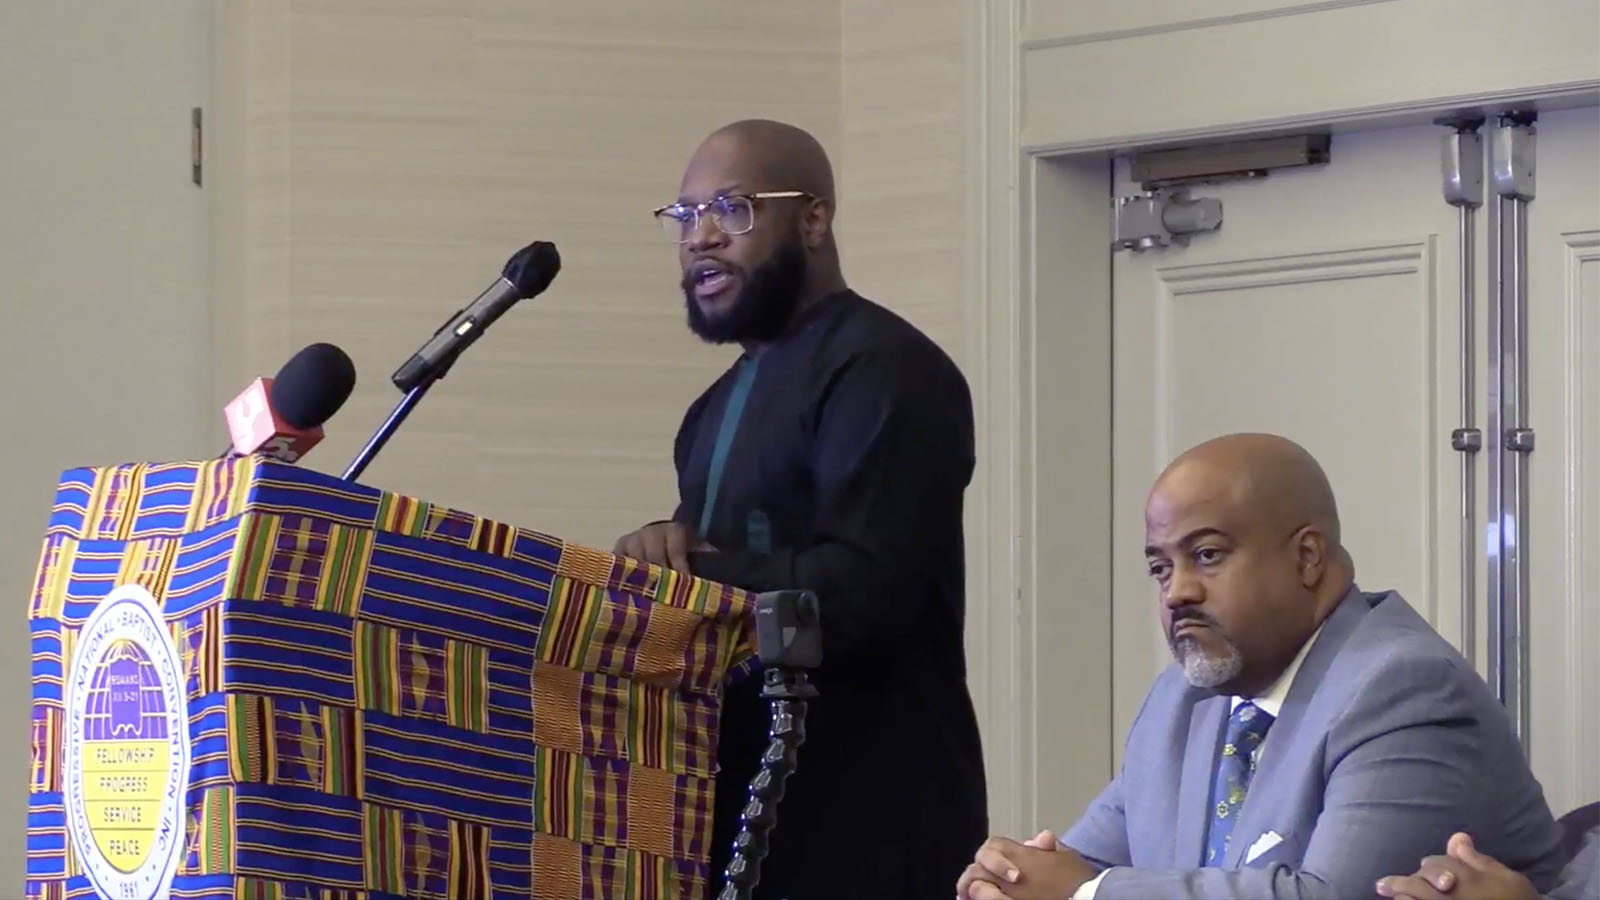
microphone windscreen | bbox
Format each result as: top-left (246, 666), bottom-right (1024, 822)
top-left (271, 343), bottom-right (357, 430)
top-left (500, 241), bottom-right (561, 298)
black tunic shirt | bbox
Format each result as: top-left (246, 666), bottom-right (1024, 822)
top-left (676, 290), bottom-right (988, 899)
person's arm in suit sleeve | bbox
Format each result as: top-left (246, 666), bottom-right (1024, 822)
top-left (688, 346), bottom-right (973, 660)
top-left (1056, 691), bottom-right (1149, 899)
top-left (1092, 656), bottom-right (1513, 899)
top-left (1058, 774), bottom-right (1127, 898)
top-left (1061, 772), bottom-right (1131, 875)
top-left (665, 383), bottom-right (713, 529)
top-left (1547, 828), bottom-right (1599, 900)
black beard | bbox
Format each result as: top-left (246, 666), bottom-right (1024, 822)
top-left (682, 231), bottom-right (807, 345)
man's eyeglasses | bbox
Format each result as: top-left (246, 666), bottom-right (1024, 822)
top-left (652, 191), bottom-right (811, 244)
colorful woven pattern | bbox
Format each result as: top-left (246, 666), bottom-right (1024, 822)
top-left (27, 458), bottom-right (756, 900)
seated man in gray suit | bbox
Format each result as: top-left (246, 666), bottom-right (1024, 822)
top-left (957, 433), bottom-right (1568, 900)
top-left (1376, 827), bottom-right (1598, 900)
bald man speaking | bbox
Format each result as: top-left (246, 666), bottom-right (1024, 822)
top-left (614, 120), bottom-right (986, 898)
top-left (959, 434), bottom-right (1566, 899)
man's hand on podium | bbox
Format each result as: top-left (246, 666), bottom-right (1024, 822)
top-left (613, 521), bottom-right (715, 573)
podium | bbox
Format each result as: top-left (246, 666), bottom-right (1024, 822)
top-left (25, 457), bottom-right (758, 900)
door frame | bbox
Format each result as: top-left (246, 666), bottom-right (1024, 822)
top-left (962, 0), bottom-right (1600, 836)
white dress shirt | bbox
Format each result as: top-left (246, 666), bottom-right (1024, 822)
top-left (1069, 624), bottom-right (1327, 899)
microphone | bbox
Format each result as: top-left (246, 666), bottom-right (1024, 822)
top-left (223, 343), bottom-right (358, 463)
top-left (391, 240), bottom-right (561, 391)
top-left (342, 241), bottom-right (560, 483)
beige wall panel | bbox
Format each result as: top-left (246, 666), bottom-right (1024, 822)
top-left (840, 0), bottom-right (968, 358)
top-left (215, 2), bottom-right (839, 549)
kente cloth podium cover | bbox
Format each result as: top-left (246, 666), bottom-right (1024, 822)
top-left (26, 458), bottom-right (758, 900)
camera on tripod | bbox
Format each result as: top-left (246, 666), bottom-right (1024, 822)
top-left (754, 589), bottom-right (823, 671)
top-left (718, 589), bottom-right (823, 900)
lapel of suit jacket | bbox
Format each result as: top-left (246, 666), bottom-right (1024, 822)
top-left (1222, 586), bottom-right (1371, 867)
top-left (1174, 693), bottom-right (1228, 867)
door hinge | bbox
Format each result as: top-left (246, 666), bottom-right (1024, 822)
top-left (191, 106), bottom-right (203, 187)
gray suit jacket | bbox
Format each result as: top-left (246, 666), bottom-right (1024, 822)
top-left (1548, 826), bottom-right (1598, 900)
top-left (1062, 587), bottom-right (1568, 899)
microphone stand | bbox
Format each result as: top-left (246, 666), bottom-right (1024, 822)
top-left (717, 590), bottom-right (822, 900)
top-left (341, 349), bottom-right (461, 483)
top-left (341, 244), bottom-right (558, 484)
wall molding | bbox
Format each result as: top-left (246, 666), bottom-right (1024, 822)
top-left (1155, 238), bottom-right (1429, 294)
top-left (1017, 0), bottom-right (1599, 155)
top-left (1020, 0), bottom-right (1397, 51)
top-left (1023, 82), bottom-right (1600, 157)
top-left (965, 0), bottom-right (1028, 836)
top-left (1560, 228), bottom-right (1599, 811)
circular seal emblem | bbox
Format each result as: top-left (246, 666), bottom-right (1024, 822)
top-left (62, 584), bottom-right (190, 900)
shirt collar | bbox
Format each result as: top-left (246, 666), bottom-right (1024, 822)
top-left (1231, 620), bottom-right (1325, 718)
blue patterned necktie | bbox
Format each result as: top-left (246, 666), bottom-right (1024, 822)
top-left (1202, 700), bottom-right (1275, 866)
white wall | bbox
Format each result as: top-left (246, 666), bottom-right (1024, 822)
top-left (0, 2), bottom-right (212, 887)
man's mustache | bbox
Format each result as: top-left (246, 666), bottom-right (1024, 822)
top-left (1168, 610), bottom-right (1220, 641)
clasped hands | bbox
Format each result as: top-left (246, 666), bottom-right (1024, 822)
top-left (961, 829), bottom-right (1543, 900)
top-left (1374, 832), bottom-right (1540, 900)
top-left (956, 830), bottom-right (1099, 900)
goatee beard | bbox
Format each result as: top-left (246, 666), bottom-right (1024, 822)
top-left (1167, 613), bottom-right (1245, 689)
top-left (683, 231), bottom-right (807, 345)
top-left (1176, 638), bottom-right (1244, 689)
